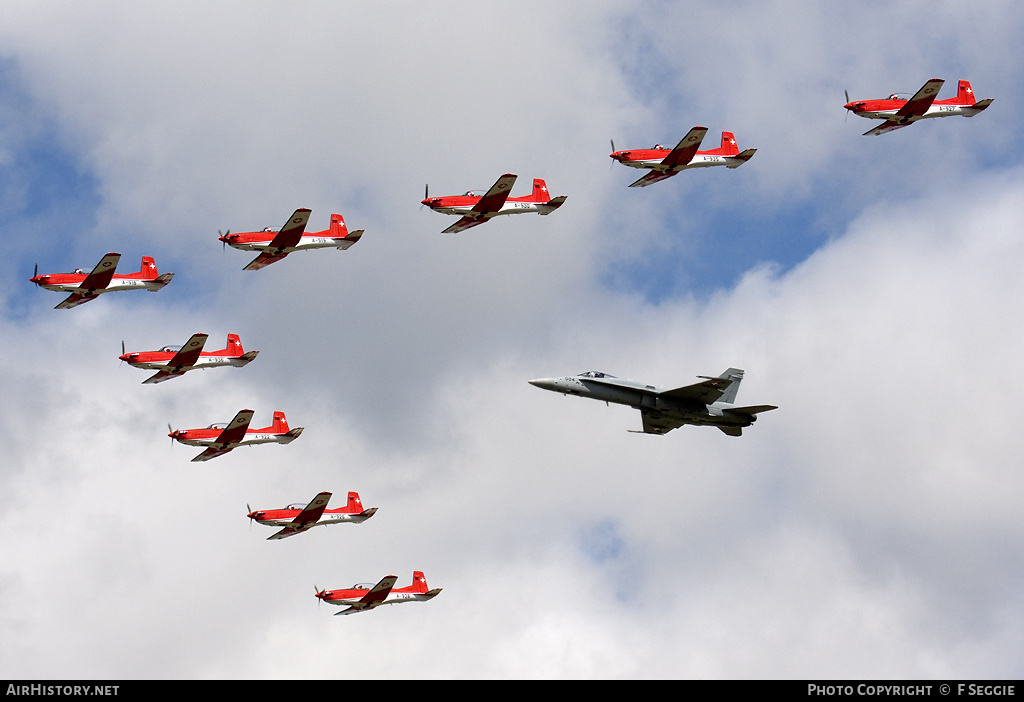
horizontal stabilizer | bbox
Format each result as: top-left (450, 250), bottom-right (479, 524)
top-left (723, 404), bottom-right (778, 417)
top-left (728, 148), bottom-right (757, 167)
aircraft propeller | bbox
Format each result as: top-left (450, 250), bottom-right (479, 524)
top-left (33, 263), bottom-right (38, 278)
top-left (219, 229), bottom-right (230, 253)
top-left (844, 90), bottom-right (850, 122)
top-left (609, 139), bottom-right (617, 171)
top-left (167, 423), bottom-right (176, 448)
top-left (420, 184), bottom-right (429, 210)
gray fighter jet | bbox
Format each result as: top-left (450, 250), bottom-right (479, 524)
top-left (528, 368), bottom-right (776, 436)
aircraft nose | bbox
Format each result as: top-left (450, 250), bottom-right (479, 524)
top-left (528, 378), bottom-right (559, 391)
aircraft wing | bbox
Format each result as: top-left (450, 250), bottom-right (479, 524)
top-left (895, 78), bottom-right (944, 119)
top-left (863, 120), bottom-right (913, 136)
top-left (191, 409), bottom-right (254, 462)
top-left (143, 333), bottom-right (208, 384)
top-left (470, 174), bottom-right (517, 215)
top-left (335, 575), bottom-right (398, 615)
top-left (79, 253), bottom-right (121, 291)
top-left (638, 409), bottom-right (688, 435)
top-left (266, 208), bottom-right (311, 250)
top-left (55, 292), bottom-right (98, 309)
top-left (442, 215), bottom-right (491, 234)
top-left (658, 377), bottom-right (736, 405)
top-left (243, 250), bottom-right (290, 271)
top-left (660, 127), bottom-right (709, 168)
top-left (629, 170), bottom-right (680, 188)
top-left (55, 253), bottom-right (122, 308)
top-left (268, 491), bottom-right (332, 537)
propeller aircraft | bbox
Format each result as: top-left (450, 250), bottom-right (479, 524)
top-left (844, 78), bottom-right (993, 136)
top-left (421, 173), bottom-right (566, 234)
top-left (609, 127), bottom-right (757, 187)
top-left (529, 368), bottom-right (776, 436)
top-left (119, 333), bottom-right (259, 384)
top-left (247, 491), bottom-right (378, 540)
top-left (30, 253), bottom-right (174, 309)
top-left (219, 208), bottom-right (364, 270)
top-left (315, 571), bottom-right (442, 615)
top-left (168, 409), bottom-right (303, 462)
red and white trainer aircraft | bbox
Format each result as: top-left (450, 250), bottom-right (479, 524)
top-left (421, 173), bottom-right (567, 234)
top-left (315, 571), bottom-right (442, 615)
top-left (30, 253), bottom-right (174, 309)
top-left (168, 409), bottom-right (303, 462)
top-left (120, 333), bottom-right (259, 384)
top-left (844, 79), bottom-right (993, 136)
top-left (610, 127), bottom-right (757, 187)
top-left (247, 491), bottom-right (378, 540)
top-left (219, 208), bottom-right (364, 270)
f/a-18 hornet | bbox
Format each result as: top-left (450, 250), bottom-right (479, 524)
top-left (529, 368), bottom-right (776, 436)
top-left (119, 333), bottom-right (258, 384)
top-left (315, 571), bottom-right (442, 615)
top-left (219, 208), bottom-right (363, 270)
top-left (609, 126), bottom-right (756, 187)
top-left (30, 253), bottom-right (173, 309)
top-left (843, 78), bottom-right (992, 136)
top-left (247, 491), bottom-right (377, 540)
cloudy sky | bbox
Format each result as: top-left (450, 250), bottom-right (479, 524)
top-left (1, 0), bottom-right (1023, 680)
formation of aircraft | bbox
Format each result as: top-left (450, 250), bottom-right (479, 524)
top-left (609, 127), bottom-right (757, 187)
top-left (219, 208), bottom-right (364, 270)
top-left (844, 78), bottom-right (992, 136)
top-left (29, 253), bottom-right (174, 309)
top-left (168, 409), bottom-right (303, 462)
top-left (529, 368), bottom-right (776, 436)
top-left (420, 173), bottom-right (566, 233)
top-left (315, 571), bottom-right (442, 615)
top-left (119, 333), bottom-right (259, 384)
top-left (247, 491), bottom-right (378, 540)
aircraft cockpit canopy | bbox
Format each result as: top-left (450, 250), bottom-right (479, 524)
top-left (207, 422), bottom-right (229, 430)
top-left (355, 583), bottom-right (376, 590)
top-left (579, 371), bottom-right (615, 379)
top-left (286, 503), bottom-right (308, 511)
top-left (161, 345), bottom-right (182, 353)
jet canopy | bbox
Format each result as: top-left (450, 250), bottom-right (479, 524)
top-left (160, 345), bottom-right (182, 353)
top-left (579, 371), bottom-right (616, 378)
top-left (286, 503), bottom-right (308, 510)
top-left (207, 422), bottom-right (229, 430)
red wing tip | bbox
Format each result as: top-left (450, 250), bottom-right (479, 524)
top-left (501, 173), bottom-right (517, 178)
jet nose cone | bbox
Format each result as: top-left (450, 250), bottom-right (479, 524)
top-left (528, 378), bottom-right (559, 392)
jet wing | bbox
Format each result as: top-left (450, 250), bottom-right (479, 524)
top-left (266, 208), bottom-right (311, 250)
top-left (658, 377), bottom-right (736, 405)
top-left (639, 409), bottom-right (688, 435)
top-left (895, 78), bottom-right (944, 119)
top-left (335, 575), bottom-right (398, 615)
top-left (660, 127), bottom-right (709, 168)
top-left (143, 333), bottom-right (208, 384)
top-left (191, 409), bottom-right (254, 462)
top-left (629, 170), bottom-right (680, 188)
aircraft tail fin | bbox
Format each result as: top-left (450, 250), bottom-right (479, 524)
top-left (346, 491), bottom-right (363, 512)
top-left (716, 368), bottom-right (744, 404)
top-left (272, 411), bottom-right (289, 433)
top-left (330, 214), bottom-right (363, 246)
top-left (720, 132), bottom-right (740, 156)
top-left (531, 179), bottom-right (551, 202)
top-left (140, 256), bottom-right (158, 278)
top-left (957, 80), bottom-right (976, 105)
top-left (226, 333), bottom-right (243, 356)
top-left (411, 571), bottom-right (430, 594)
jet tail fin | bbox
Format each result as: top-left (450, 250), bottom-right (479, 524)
top-left (716, 368), bottom-right (744, 404)
top-left (140, 256), bottom-right (159, 278)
